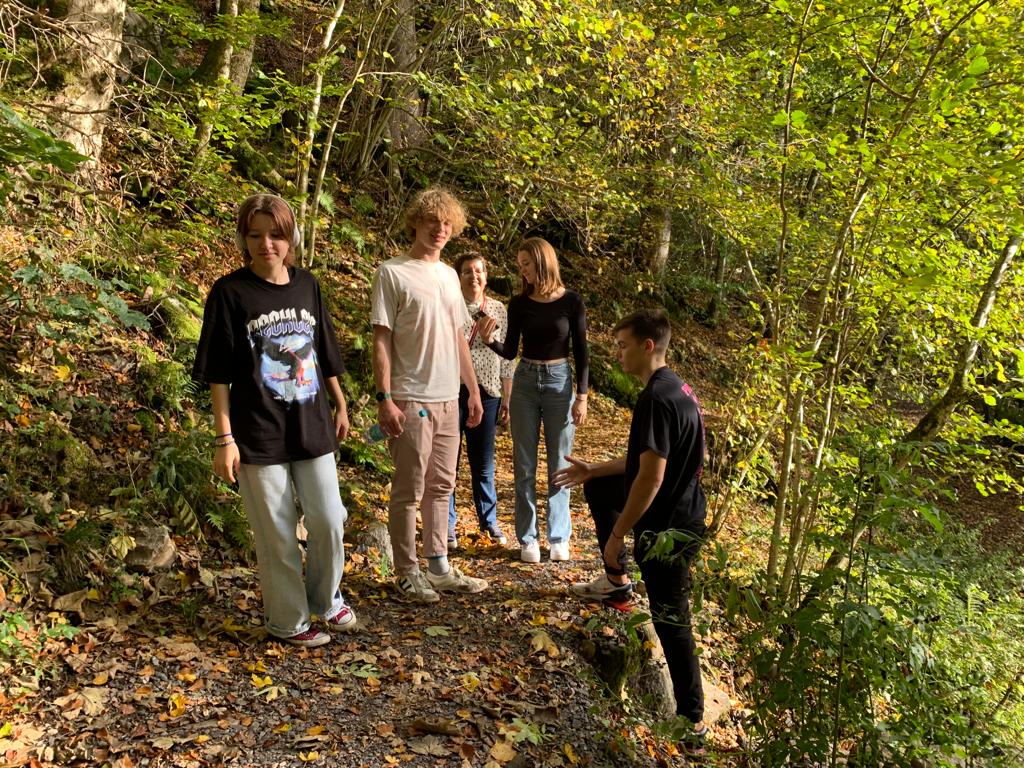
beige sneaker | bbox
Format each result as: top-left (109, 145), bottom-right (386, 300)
top-left (549, 542), bottom-right (571, 562)
top-left (395, 570), bottom-right (440, 603)
top-left (426, 566), bottom-right (489, 593)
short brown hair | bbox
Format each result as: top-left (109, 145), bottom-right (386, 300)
top-left (517, 237), bottom-right (563, 297)
top-left (454, 251), bottom-right (487, 275)
top-left (235, 194), bottom-right (298, 267)
top-left (404, 188), bottom-right (468, 237)
top-left (614, 309), bottom-right (672, 353)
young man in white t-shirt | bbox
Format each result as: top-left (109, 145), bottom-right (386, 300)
top-left (370, 188), bottom-right (489, 602)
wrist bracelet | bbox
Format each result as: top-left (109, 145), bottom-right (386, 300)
top-left (214, 432), bottom-right (232, 440)
top-left (610, 530), bottom-right (624, 540)
top-left (215, 439), bottom-right (235, 448)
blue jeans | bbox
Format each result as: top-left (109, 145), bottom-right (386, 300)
top-left (449, 386), bottom-right (502, 532)
top-left (509, 360), bottom-right (575, 545)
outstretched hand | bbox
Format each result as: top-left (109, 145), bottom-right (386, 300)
top-left (552, 455), bottom-right (593, 489)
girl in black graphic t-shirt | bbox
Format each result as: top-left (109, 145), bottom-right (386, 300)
top-left (193, 195), bottom-right (358, 648)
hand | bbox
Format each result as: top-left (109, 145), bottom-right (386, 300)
top-left (571, 396), bottom-right (588, 426)
top-left (499, 402), bottom-right (510, 424)
top-left (603, 533), bottom-right (625, 571)
top-left (476, 315), bottom-right (498, 344)
top-left (378, 399), bottom-right (406, 437)
top-left (334, 407), bottom-right (350, 441)
top-left (552, 455), bottom-right (593, 489)
top-left (214, 442), bottom-right (240, 484)
top-left (466, 391), bottom-right (484, 428)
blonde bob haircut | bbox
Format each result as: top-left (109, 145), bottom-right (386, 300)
top-left (517, 237), bottom-right (563, 297)
top-left (404, 187), bottom-right (468, 237)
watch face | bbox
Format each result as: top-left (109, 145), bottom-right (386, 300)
top-left (375, 392), bottom-right (388, 402)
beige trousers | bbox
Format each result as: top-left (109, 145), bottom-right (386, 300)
top-left (388, 399), bottom-right (459, 576)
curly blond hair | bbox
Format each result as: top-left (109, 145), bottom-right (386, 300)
top-left (404, 187), bottom-right (468, 237)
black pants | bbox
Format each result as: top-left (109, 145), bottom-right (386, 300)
top-left (583, 474), bottom-right (705, 723)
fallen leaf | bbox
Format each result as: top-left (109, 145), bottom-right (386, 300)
top-left (489, 739), bottom-right (517, 763)
top-left (410, 735), bottom-right (449, 756)
top-left (529, 629), bottom-right (560, 657)
top-left (424, 625), bottom-right (449, 637)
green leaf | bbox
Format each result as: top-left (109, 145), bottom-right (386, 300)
top-left (967, 56), bottom-right (989, 75)
top-left (771, 111), bottom-right (789, 127)
top-left (425, 626), bottom-right (450, 637)
top-left (790, 110), bottom-right (807, 128)
top-left (982, 393), bottom-right (997, 407)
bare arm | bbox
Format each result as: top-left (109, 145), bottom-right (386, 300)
top-left (553, 454), bottom-right (627, 488)
top-left (458, 332), bottom-right (483, 428)
top-left (603, 450), bottom-right (665, 569)
top-left (372, 324), bottom-right (405, 436)
top-left (324, 375), bottom-right (349, 441)
top-left (210, 383), bottom-right (240, 484)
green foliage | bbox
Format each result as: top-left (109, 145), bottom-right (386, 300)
top-left (0, 610), bottom-right (78, 686)
top-left (0, 100), bottom-right (88, 197)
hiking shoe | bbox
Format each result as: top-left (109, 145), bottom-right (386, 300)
top-left (274, 627), bottom-right (331, 648)
top-left (426, 566), bottom-right (489, 594)
top-left (483, 523), bottom-right (507, 545)
top-left (681, 724), bottom-right (708, 758)
top-left (520, 541), bottom-right (541, 563)
top-left (325, 605), bottom-right (359, 632)
top-left (447, 530), bottom-right (459, 551)
top-left (571, 573), bottom-right (633, 601)
top-left (395, 570), bottom-right (440, 603)
top-left (549, 541), bottom-right (570, 562)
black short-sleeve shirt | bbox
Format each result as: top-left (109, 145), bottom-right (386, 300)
top-left (626, 367), bottom-right (706, 534)
top-left (192, 267), bottom-right (345, 465)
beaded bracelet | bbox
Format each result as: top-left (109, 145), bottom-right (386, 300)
top-left (214, 439), bottom-right (236, 448)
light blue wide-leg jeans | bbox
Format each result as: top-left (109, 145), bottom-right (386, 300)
top-left (509, 361), bottom-right (575, 546)
top-left (237, 452), bottom-right (348, 638)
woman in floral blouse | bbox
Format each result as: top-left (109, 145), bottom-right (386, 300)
top-left (447, 252), bottom-right (514, 548)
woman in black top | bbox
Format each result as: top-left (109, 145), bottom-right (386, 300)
top-left (477, 237), bottom-right (589, 563)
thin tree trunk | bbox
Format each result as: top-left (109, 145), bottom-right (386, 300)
top-left (647, 206), bottom-right (671, 275)
top-left (193, 0), bottom-right (237, 161)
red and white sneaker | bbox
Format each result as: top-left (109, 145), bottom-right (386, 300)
top-left (275, 627), bottom-right (331, 648)
top-left (325, 605), bottom-right (359, 633)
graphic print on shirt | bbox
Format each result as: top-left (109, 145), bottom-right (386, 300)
top-left (247, 307), bottom-right (320, 404)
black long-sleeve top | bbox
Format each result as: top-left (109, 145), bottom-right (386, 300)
top-left (487, 290), bottom-right (589, 393)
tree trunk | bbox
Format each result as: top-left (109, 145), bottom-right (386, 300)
top-left (49, 0), bottom-right (127, 165)
top-left (646, 206), bottom-right (671, 275)
top-left (228, 0), bottom-right (260, 90)
top-left (193, 0), bottom-right (238, 161)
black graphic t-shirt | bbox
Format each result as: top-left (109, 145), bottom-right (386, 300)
top-left (192, 267), bottom-right (345, 465)
top-left (626, 367), bottom-right (707, 534)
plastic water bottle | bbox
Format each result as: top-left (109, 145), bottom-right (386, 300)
top-left (364, 408), bottom-right (427, 442)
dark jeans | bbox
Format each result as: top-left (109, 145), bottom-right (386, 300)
top-left (583, 474), bottom-right (706, 724)
top-left (448, 385), bottom-right (502, 532)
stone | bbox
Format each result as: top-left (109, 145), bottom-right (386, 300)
top-left (125, 524), bottom-right (176, 572)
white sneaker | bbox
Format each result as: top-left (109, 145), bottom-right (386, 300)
top-left (570, 573), bottom-right (633, 601)
top-left (426, 566), bottom-right (489, 593)
top-left (549, 542), bottom-right (570, 562)
top-left (395, 570), bottom-right (440, 603)
top-left (520, 542), bottom-right (541, 563)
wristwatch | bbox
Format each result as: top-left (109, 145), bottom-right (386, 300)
top-left (375, 391), bottom-right (392, 402)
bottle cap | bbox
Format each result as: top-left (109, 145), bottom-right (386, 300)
top-left (418, 409), bottom-right (427, 417)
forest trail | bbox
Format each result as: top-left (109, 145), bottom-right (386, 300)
top-left (0, 391), bottom-right (736, 767)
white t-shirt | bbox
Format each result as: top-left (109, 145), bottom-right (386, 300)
top-left (370, 255), bottom-right (471, 402)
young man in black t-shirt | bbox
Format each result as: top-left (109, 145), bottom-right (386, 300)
top-left (554, 309), bottom-right (708, 752)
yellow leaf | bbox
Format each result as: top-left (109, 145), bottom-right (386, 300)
top-left (298, 751), bottom-right (320, 762)
top-left (194, 735), bottom-right (211, 744)
top-left (490, 740), bottom-right (517, 762)
top-left (563, 743), bottom-right (580, 764)
top-left (306, 725), bottom-right (325, 736)
top-left (251, 674), bottom-right (272, 688)
top-left (247, 661), bottom-right (267, 673)
top-left (92, 671), bottom-right (110, 686)
top-left (126, 423), bottom-right (142, 433)
top-left (168, 692), bottom-right (187, 718)
top-left (274, 723), bottom-right (292, 733)
top-left (460, 672), bottom-right (480, 691)
top-left (52, 365), bottom-right (71, 381)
